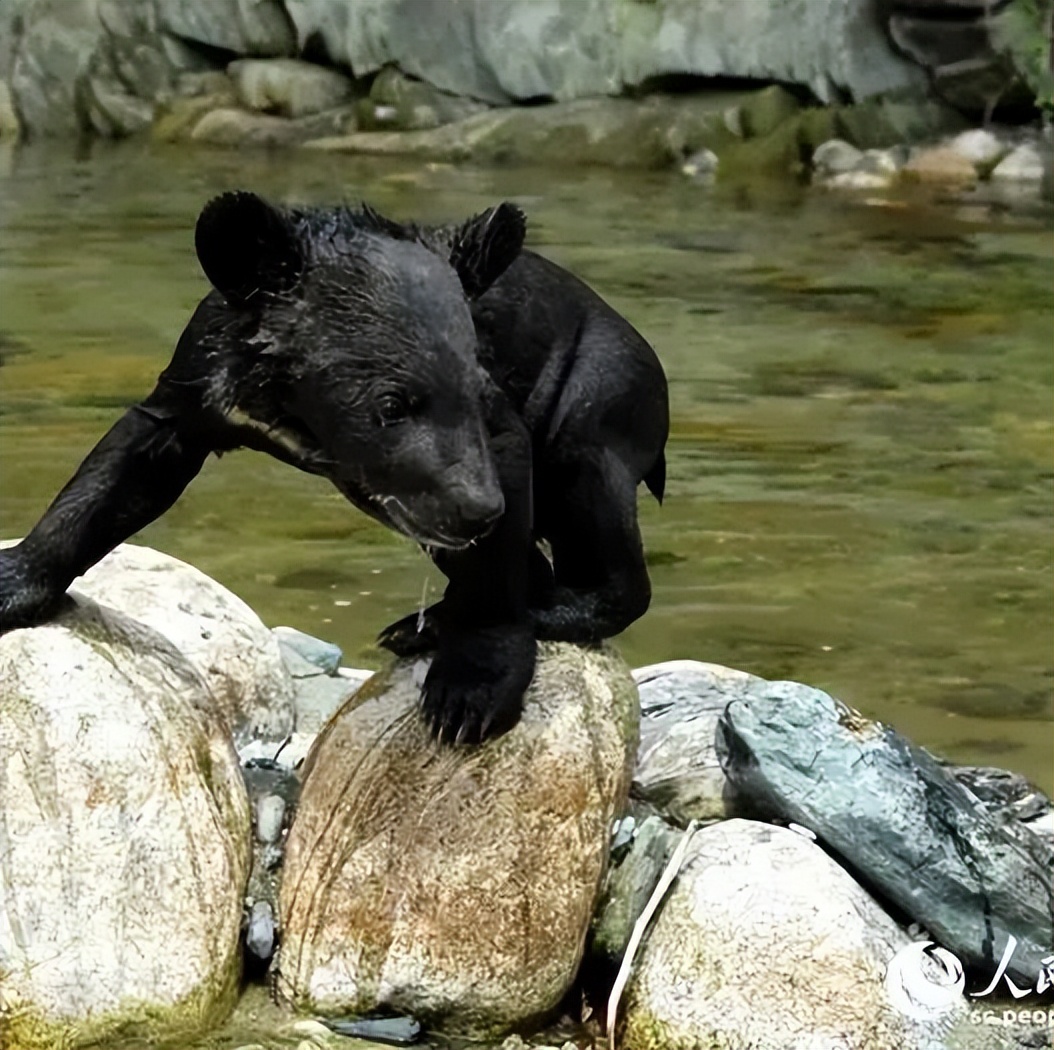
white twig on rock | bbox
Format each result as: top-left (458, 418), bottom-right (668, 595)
top-left (607, 819), bottom-right (699, 1050)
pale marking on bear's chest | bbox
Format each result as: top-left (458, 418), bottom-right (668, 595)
top-left (225, 405), bottom-right (310, 459)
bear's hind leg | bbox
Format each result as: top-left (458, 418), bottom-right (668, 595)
top-left (533, 452), bottom-right (652, 644)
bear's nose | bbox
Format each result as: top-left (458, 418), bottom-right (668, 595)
top-left (452, 489), bottom-right (505, 537)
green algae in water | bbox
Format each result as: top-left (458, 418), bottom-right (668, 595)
top-left (0, 142), bottom-right (1050, 803)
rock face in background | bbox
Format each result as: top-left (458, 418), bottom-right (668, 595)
top-left (0, 597), bottom-right (251, 1049)
top-left (278, 643), bottom-right (639, 1037)
top-left (2, 0), bottom-right (1047, 143)
top-left (284, 0), bottom-right (927, 105)
top-left (75, 544), bottom-right (296, 743)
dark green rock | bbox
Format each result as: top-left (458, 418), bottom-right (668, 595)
top-left (719, 683), bottom-right (1053, 989)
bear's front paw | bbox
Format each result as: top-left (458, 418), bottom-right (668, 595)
top-left (377, 605), bottom-right (441, 657)
top-left (0, 547), bottom-right (65, 633)
top-left (421, 626), bottom-right (536, 745)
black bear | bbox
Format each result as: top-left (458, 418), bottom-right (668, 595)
top-left (0, 192), bottom-right (669, 744)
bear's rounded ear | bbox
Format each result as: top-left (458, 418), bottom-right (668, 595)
top-left (195, 192), bottom-right (303, 305)
top-left (449, 202), bottom-right (526, 300)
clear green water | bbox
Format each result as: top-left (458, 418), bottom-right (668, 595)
top-left (0, 139), bottom-right (1051, 796)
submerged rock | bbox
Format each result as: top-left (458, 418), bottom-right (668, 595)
top-left (278, 643), bottom-right (639, 1037)
top-left (719, 683), bottom-right (1053, 989)
top-left (74, 543), bottom-right (295, 742)
top-left (0, 597), bottom-right (251, 1049)
top-left (306, 93), bottom-right (744, 169)
top-left (619, 820), bottom-right (1011, 1050)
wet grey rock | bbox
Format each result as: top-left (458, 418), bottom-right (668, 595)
top-left (228, 57), bottom-right (355, 118)
top-left (947, 765), bottom-right (1051, 824)
top-left (718, 682), bottom-right (1053, 988)
top-left (591, 814), bottom-right (679, 968)
top-left (290, 669), bottom-right (365, 734)
top-left (858, 146), bottom-right (907, 174)
top-left (246, 899), bottom-right (276, 961)
top-left (631, 660), bottom-right (760, 824)
top-left (272, 626), bottom-right (369, 732)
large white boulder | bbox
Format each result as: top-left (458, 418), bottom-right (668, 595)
top-left (0, 597), bottom-right (252, 1048)
top-left (619, 819), bottom-right (1005, 1050)
top-left (278, 642), bottom-right (639, 1037)
top-left (74, 543), bottom-right (295, 741)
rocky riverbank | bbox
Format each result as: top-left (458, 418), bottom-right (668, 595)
top-left (0, 0), bottom-right (1050, 198)
top-left (1, 544), bottom-right (1051, 1050)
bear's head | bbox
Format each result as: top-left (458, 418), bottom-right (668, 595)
top-left (193, 191), bottom-right (526, 549)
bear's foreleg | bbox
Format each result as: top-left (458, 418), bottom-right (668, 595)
top-left (0, 391), bottom-right (211, 632)
top-left (416, 405), bottom-right (537, 744)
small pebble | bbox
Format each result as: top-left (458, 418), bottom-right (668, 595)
top-left (812, 138), bottom-right (863, 178)
top-left (682, 148), bottom-right (719, 180)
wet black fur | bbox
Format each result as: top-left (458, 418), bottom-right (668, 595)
top-left (0, 193), bottom-right (669, 744)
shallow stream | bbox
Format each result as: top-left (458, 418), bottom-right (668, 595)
top-left (1, 139), bottom-right (1051, 795)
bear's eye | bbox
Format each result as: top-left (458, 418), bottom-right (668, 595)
top-left (376, 392), bottom-right (410, 427)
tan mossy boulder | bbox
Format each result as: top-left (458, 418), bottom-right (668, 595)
top-left (277, 642), bottom-right (639, 1037)
top-left (73, 543), bottom-right (295, 741)
top-left (0, 597), bottom-right (252, 1049)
